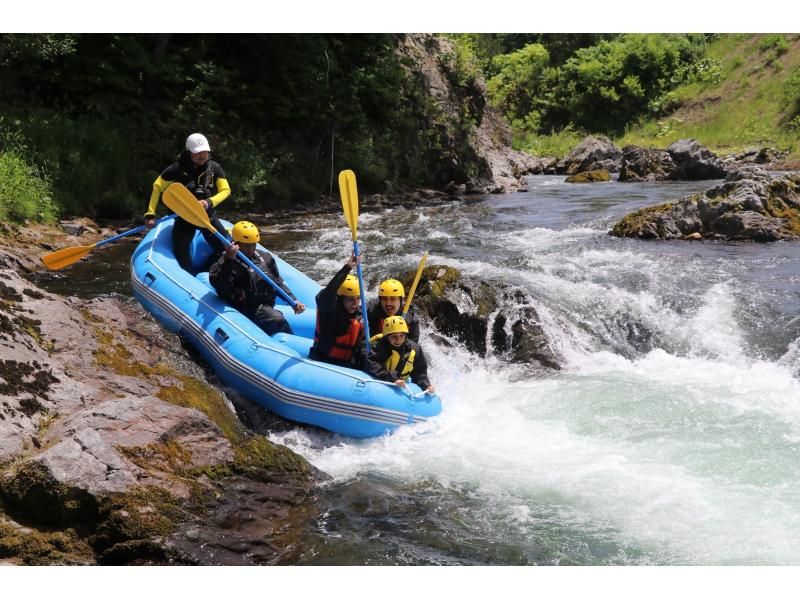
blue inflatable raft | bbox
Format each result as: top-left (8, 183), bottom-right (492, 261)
top-left (130, 218), bottom-right (442, 438)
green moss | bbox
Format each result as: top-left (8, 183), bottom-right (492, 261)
top-left (157, 379), bottom-right (244, 444)
top-left (118, 441), bottom-right (193, 475)
top-left (233, 436), bottom-right (309, 476)
top-left (765, 196), bottom-right (800, 234)
top-left (0, 522), bottom-right (94, 565)
top-left (0, 460), bottom-right (97, 527)
top-left (611, 202), bottom-right (675, 238)
top-left (92, 485), bottom-right (185, 561)
top-left (565, 169), bottom-right (610, 183)
top-left (189, 436), bottom-right (310, 481)
top-left (429, 267), bottom-right (462, 299)
top-left (89, 322), bottom-right (244, 442)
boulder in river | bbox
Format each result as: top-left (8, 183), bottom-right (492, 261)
top-left (610, 167), bottom-right (800, 241)
top-left (557, 136), bottom-right (622, 175)
top-left (399, 265), bottom-right (561, 370)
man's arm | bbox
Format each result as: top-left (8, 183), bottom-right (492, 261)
top-left (410, 346), bottom-right (431, 390)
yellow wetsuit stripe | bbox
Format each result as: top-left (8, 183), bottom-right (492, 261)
top-left (209, 177), bottom-right (231, 208)
top-left (144, 176), bottom-right (172, 217)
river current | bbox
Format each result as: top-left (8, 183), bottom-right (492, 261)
top-left (35, 175), bottom-right (800, 565)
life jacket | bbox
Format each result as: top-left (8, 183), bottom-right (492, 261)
top-left (384, 342), bottom-right (416, 380)
top-left (314, 316), bottom-right (363, 362)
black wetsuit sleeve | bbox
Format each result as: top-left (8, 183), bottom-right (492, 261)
top-left (316, 264), bottom-right (352, 314)
top-left (405, 309), bottom-right (421, 343)
top-left (410, 345), bottom-right (431, 390)
top-left (212, 162), bottom-right (227, 179)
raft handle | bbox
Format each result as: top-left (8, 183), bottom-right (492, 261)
top-left (214, 327), bottom-right (229, 342)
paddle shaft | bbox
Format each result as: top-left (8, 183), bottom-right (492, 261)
top-left (208, 229), bottom-right (297, 308)
top-left (402, 251), bottom-right (428, 317)
top-left (95, 214), bottom-right (178, 248)
top-left (352, 240), bottom-right (371, 355)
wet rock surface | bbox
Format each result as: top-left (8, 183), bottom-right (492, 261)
top-left (399, 265), bottom-right (561, 370)
top-left (611, 167), bottom-right (800, 241)
top-left (0, 232), bottom-right (319, 565)
top-left (557, 136), bottom-right (623, 175)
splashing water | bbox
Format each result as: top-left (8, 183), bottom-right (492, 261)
top-left (268, 176), bottom-right (800, 565)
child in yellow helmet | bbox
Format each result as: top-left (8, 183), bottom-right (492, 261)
top-left (366, 278), bottom-right (420, 343)
top-left (209, 221), bottom-right (305, 335)
top-left (365, 315), bottom-right (435, 394)
top-left (309, 253), bottom-right (366, 368)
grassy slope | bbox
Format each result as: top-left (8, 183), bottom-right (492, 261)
top-left (617, 34), bottom-right (800, 157)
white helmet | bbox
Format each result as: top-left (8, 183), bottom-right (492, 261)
top-left (186, 133), bottom-right (210, 154)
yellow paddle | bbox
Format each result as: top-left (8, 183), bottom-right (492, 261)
top-left (41, 215), bottom-right (177, 270)
top-left (402, 251), bottom-right (428, 317)
top-left (338, 169), bottom-right (371, 353)
top-left (162, 183), bottom-right (298, 307)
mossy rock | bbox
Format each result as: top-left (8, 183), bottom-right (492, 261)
top-left (91, 485), bottom-right (185, 560)
top-left (565, 169), bottom-right (610, 183)
top-left (0, 522), bottom-right (94, 565)
top-left (0, 461), bottom-right (99, 528)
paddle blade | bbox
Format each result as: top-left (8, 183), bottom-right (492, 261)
top-left (163, 183), bottom-right (214, 231)
top-left (40, 244), bottom-right (95, 270)
top-left (338, 170), bottom-right (359, 240)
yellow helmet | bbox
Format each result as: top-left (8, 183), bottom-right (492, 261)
top-left (379, 279), bottom-right (405, 298)
top-left (382, 315), bottom-right (409, 335)
top-left (231, 221), bottom-right (261, 244)
top-left (337, 274), bottom-right (360, 297)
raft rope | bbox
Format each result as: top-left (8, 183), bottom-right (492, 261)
top-left (144, 221), bottom-right (427, 400)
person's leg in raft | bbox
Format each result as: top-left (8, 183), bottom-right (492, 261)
top-left (172, 218), bottom-right (198, 273)
top-left (252, 305), bottom-right (294, 335)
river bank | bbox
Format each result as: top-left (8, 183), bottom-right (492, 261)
top-left (0, 223), bottom-right (320, 565)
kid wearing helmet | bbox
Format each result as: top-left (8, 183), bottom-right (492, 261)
top-left (209, 221), bottom-right (305, 335)
top-left (365, 315), bottom-right (435, 394)
top-left (366, 278), bottom-right (420, 343)
top-left (309, 254), bottom-right (365, 368)
top-left (144, 133), bottom-right (231, 273)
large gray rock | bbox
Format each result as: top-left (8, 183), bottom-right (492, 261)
top-left (618, 145), bottom-right (677, 182)
top-left (0, 254), bottom-right (315, 564)
top-left (557, 136), bottom-right (622, 175)
top-left (611, 167), bottom-right (800, 241)
top-left (396, 34), bottom-right (528, 194)
top-left (667, 138), bottom-right (728, 180)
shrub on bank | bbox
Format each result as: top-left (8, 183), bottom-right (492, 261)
top-left (0, 150), bottom-right (57, 223)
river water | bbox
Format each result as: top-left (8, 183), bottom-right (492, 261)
top-left (34, 175), bottom-right (800, 565)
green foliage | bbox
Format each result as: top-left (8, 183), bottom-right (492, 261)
top-left (783, 69), bottom-right (800, 127)
top-left (759, 34), bottom-right (789, 55)
top-left (487, 43), bottom-right (551, 130)
top-left (0, 33), bottom-right (474, 218)
top-left (442, 35), bottom-right (483, 89)
top-left (513, 124), bottom-right (584, 156)
top-left (0, 139), bottom-right (57, 223)
top-left (557, 34), bottom-right (707, 134)
top-left (620, 34), bottom-right (800, 157)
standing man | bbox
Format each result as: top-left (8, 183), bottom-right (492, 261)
top-left (144, 133), bottom-right (231, 273)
